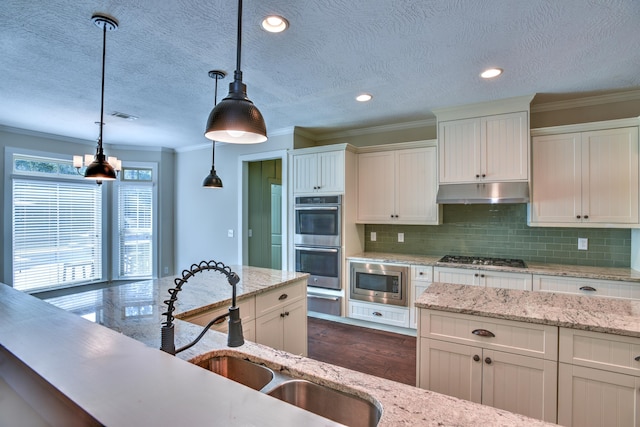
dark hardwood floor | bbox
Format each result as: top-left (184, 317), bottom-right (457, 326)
top-left (307, 316), bottom-right (417, 386)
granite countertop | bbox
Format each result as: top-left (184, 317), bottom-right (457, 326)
top-left (348, 252), bottom-right (640, 283)
top-left (416, 282), bottom-right (640, 338)
top-left (2, 265), bottom-right (556, 427)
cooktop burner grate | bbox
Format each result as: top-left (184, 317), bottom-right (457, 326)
top-left (438, 255), bottom-right (527, 268)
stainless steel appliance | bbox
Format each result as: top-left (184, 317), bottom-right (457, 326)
top-left (438, 255), bottom-right (527, 268)
top-left (350, 262), bottom-right (408, 307)
top-left (307, 292), bottom-right (341, 316)
top-left (294, 195), bottom-right (341, 247)
top-left (295, 246), bottom-right (341, 290)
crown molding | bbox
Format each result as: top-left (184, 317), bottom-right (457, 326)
top-left (531, 89), bottom-right (640, 113)
top-left (312, 118), bottom-right (437, 142)
top-left (433, 94), bottom-right (535, 121)
top-left (531, 117), bottom-right (640, 136)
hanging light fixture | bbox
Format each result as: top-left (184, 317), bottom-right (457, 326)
top-left (204, 0), bottom-right (267, 144)
top-left (203, 70), bottom-right (226, 188)
top-left (78, 13), bottom-right (120, 181)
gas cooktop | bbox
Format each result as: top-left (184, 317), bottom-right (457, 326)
top-left (438, 255), bottom-right (527, 268)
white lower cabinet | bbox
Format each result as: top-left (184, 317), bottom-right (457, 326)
top-left (348, 300), bottom-right (410, 328)
top-left (410, 265), bottom-right (433, 329)
top-left (181, 279), bottom-right (307, 355)
top-left (417, 309), bottom-right (558, 423)
top-left (557, 328), bottom-right (640, 427)
top-left (433, 266), bottom-right (532, 290)
top-left (533, 274), bottom-right (640, 300)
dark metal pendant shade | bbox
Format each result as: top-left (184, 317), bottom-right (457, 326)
top-left (204, 0), bottom-right (267, 144)
top-left (85, 147), bottom-right (117, 180)
top-left (202, 167), bottom-right (223, 188)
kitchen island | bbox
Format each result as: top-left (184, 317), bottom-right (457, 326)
top-left (0, 265), bottom-right (554, 427)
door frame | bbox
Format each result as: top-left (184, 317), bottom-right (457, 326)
top-left (237, 150), bottom-right (289, 269)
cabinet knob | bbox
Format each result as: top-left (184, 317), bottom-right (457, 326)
top-left (476, 174), bottom-right (480, 178)
top-left (576, 215), bottom-right (581, 219)
top-left (372, 311), bottom-right (383, 317)
top-left (278, 293), bottom-right (288, 301)
top-left (634, 355), bottom-right (640, 362)
top-left (484, 357), bottom-right (492, 365)
top-left (472, 329), bottom-right (495, 338)
top-left (481, 174), bottom-right (486, 178)
top-left (474, 273), bottom-right (479, 277)
top-left (584, 215), bottom-right (589, 219)
top-left (473, 355), bottom-right (480, 362)
top-left (280, 313), bottom-right (286, 318)
top-left (480, 274), bottom-right (485, 278)
top-left (579, 286), bottom-right (597, 292)
top-left (419, 272), bottom-right (424, 276)
top-left (284, 311), bottom-right (290, 317)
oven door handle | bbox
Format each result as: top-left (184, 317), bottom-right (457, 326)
top-left (295, 206), bottom-right (339, 211)
top-left (295, 246), bottom-right (339, 253)
top-left (308, 295), bottom-right (340, 301)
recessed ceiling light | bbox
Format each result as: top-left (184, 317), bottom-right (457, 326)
top-left (356, 93), bottom-right (372, 102)
top-left (480, 68), bottom-right (503, 79)
top-left (261, 15), bottom-right (288, 33)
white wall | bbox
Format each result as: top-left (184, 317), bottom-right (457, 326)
top-left (174, 131), bottom-right (294, 270)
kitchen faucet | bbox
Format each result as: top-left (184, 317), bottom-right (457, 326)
top-left (160, 260), bottom-right (244, 355)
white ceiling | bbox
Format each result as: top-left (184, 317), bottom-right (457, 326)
top-left (1, 0), bottom-right (639, 150)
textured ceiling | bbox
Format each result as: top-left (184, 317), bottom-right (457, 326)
top-left (1, 0), bottom-right (639, 149)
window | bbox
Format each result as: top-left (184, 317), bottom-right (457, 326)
top-left (11, 154), bottom-right (103, 292)
top-left (115, 166), bottom-right (155, 279)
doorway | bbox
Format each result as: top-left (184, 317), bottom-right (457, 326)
top-left (247, 159), bottom-right (282, 269)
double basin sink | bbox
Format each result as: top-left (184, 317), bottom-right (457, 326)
top-left (195, 355), bottom-right (381, 427)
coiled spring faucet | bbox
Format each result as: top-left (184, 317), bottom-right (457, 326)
top-left (160, 260), bottom-right (244, 355)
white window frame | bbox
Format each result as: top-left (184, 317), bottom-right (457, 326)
top-left (112, 161), bottom-right (158, 280)
top-left (5, 147), bottom-right (109, 292)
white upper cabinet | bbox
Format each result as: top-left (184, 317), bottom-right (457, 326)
top-left (439, 112), bottom-right (528, 184)
top-left (357, 144), bottom-right (440, 225)
top-left (530, 124), bottom-right (639, 227)
top-left (292, 149), bottom-right (345, 194)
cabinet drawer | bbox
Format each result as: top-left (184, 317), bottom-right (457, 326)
top-left (412, 265), bottom-right (433, 282)
top-left (256, 282), bottom-right (305, 317)
top-left (183, 297), bottom-right (255, 328)
top-left (559, 328), bottom-right (640, 376)
top-left (533, 275), bottom-right (640, 300)
top-left (349, 301), bottom-right (410, 328)
top-left (420, 310), bottom-right (558, 359)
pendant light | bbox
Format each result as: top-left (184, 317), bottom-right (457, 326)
top-left (202, 70), bottom-right (226, 188)
top-left (204, 0), bottom-right (267, 144)
top-left (84, 13), bottom-right (119, 181)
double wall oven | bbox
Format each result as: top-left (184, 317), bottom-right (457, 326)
top-left (294, 195), bottom-right (342, 316)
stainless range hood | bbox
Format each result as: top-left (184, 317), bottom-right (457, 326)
top-left (436, 182), bottom-right (530, 204)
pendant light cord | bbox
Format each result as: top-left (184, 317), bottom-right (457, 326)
top-left (211, 76), bottom-right (220, 166)
top-left (234, 0), bottom-right (243, 81)
top-left (97, 21), bottom-right (107, 155)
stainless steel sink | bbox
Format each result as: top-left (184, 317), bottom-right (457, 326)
top-left (196, 356), bottom-right (274, 391)
top-left (267, 379), bottom-right (381, 427)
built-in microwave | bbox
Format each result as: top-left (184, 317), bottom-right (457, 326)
top-left (350, 262), bottom-right (408, 307)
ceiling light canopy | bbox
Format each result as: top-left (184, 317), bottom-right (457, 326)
top-left (203, 70), bottom-right (226, 189)
top-left (261, 15), bottom-right (288, 33)
top-left (205, 0), bottom-right (267, 144)
top-left (356, 93), bottom-right (373, 102)
top-left (83, 13), bottom-right (120, 182)
top-left (480, 67), bottom-right (503, 79)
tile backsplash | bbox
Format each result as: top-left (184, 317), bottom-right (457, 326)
top-left (364, 204), bottom-right (631, 267)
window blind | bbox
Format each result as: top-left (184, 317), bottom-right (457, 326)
top-left (12, 179), bottom-right (102, 292)
top-left (118, 184), bottom-right (152, 278)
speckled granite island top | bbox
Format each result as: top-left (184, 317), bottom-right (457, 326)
top-left (416, 282), bottom-right (640, 337)
top-left (348, 252), bottom-right (640, 283)
top-left (1, 265), bottom-right (556, 427)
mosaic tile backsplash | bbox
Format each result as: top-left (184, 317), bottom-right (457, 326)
top-left (364, 204), bottom-right (631, 267)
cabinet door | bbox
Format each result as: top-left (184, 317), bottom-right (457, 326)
top-left (483, 270), bottom-right (532, 291)
top-left (395, 147), bottom-right (439, 224)
top-left (357, 151), bottom-right (395, 222)
top-left (419, 339), bottom-right (482, 403)
top-left (583, 127), bottom-right (639, 224)
top-left (292, 153), bottom-right (319, 193)
top-left (255, 309), bottom-right (284, 351)
top-left (482, 349), bottom-right (557, 423)
top-left (482, 112), bottom-right (528, 181)
top-left (531, 133), bottom-right (582, 224)
top-left (558, 363), bottom-right (640, 427)
top-left (282, 299), bottom-right (307, 356)
top-left (317, 150), bottom-right (345, 193)
top-left (438, 118), bottom-right (481, 183)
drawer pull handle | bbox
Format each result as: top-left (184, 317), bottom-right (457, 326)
top-left (372, 311), bottom-right (383, 317)
top-left (579, 286), bottom-right (597, 292)
top-left (472, 329), bottom-right (495, 338)
top-left (280, 312), bottom-right (290, 318)
top-left (278, 293), bottom-right (288, 301)
top-left (485, 357), bottom-right (492, 365)
top-left (634, 356), bottom-right (640, 362)
top-left (473, 355), bottom-right (480, 362)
